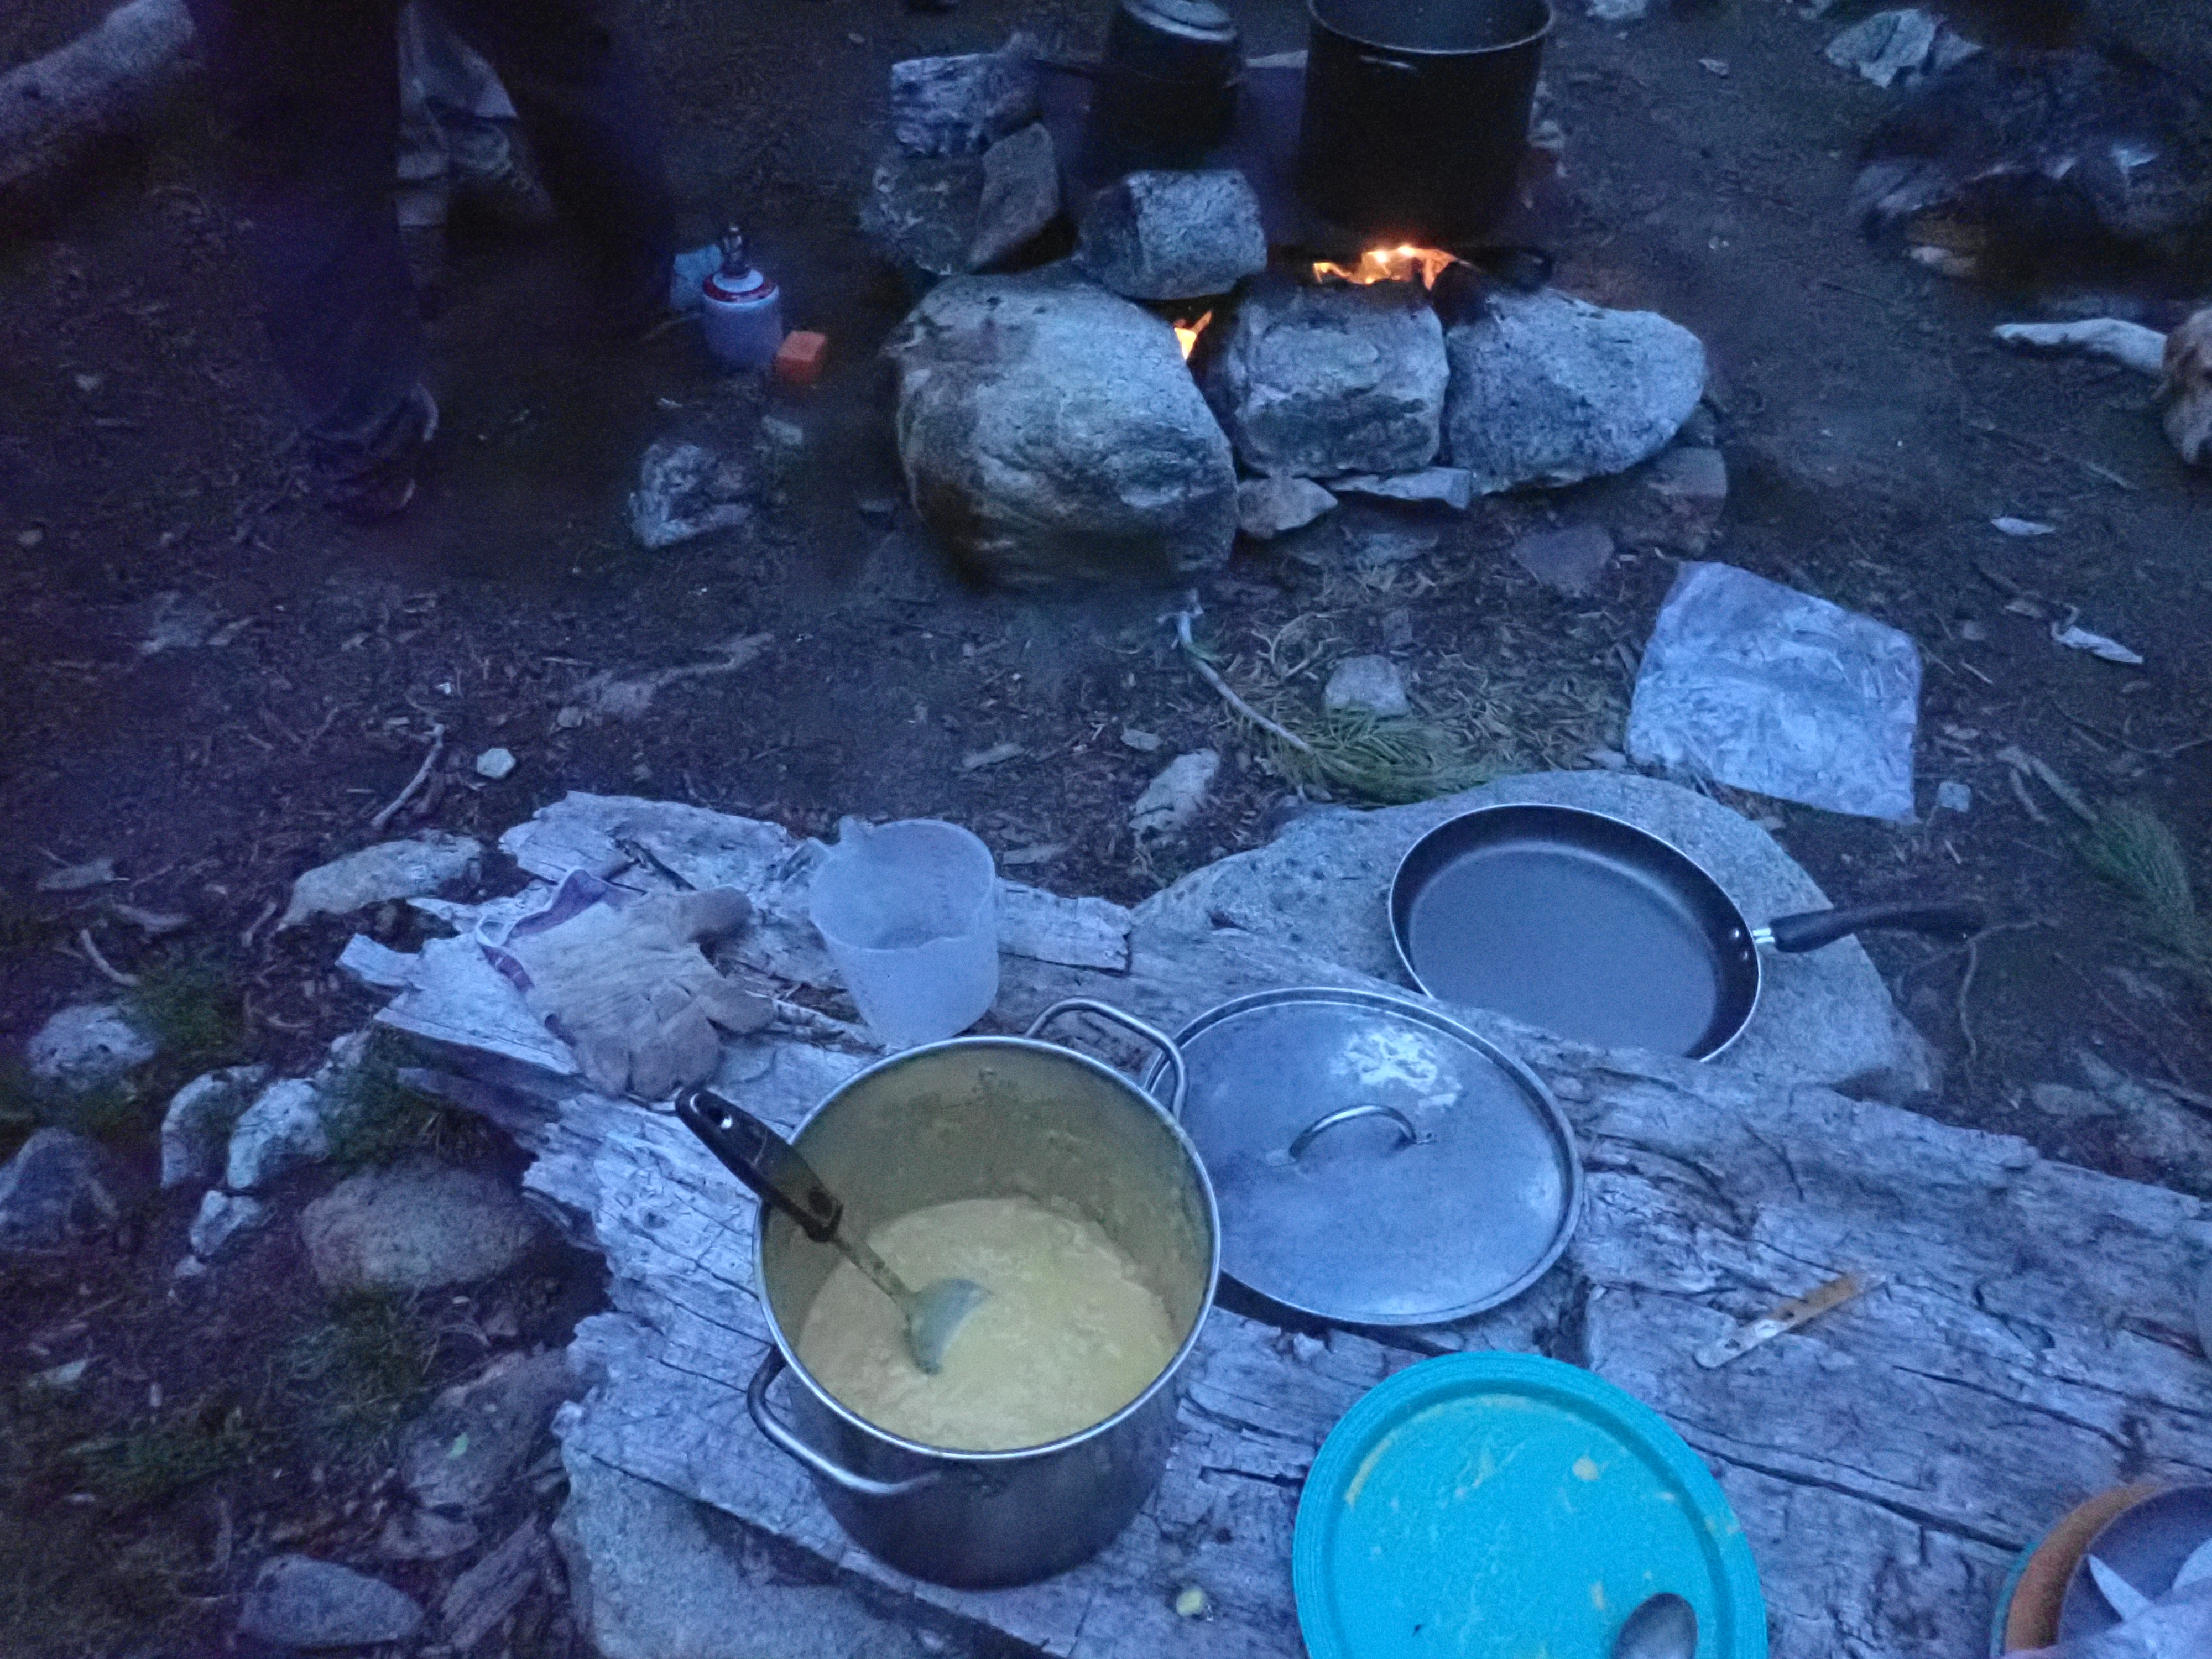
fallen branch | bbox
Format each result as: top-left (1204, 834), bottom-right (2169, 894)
top-left (1965, 417), bottom-right (2138, 492)
top-left (1170, 611), bottom-right (1315, 757)
top-left (368, 723), bottom-right (446, 831)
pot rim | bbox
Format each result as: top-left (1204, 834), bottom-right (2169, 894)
top-left (753, 1031), bottom-right (1223, 1466)
top-left (1306, 0), bottom-right (1554, 59)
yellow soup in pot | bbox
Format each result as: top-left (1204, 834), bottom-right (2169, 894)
top-left (795, 1195), bottom-right (1180, 1452)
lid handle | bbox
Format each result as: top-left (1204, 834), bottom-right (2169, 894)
top-left (1289, 1103), bottom-right (1418, 1160)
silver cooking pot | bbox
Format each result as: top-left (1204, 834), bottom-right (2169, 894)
top-left (739, 1000), bottom-right (1218, 1589)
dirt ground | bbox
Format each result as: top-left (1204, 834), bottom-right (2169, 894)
top-left (2, 0), bottom-right (2209, 1651)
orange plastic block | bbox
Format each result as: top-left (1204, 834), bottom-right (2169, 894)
top-left (774, 330), bottom-right (830, 386)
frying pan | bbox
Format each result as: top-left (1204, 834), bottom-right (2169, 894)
top-left (1390, 804), bottom-right (1985, 1061)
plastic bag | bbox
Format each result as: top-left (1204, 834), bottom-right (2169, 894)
top-left (1625, 562), bottom-right (1921, 821)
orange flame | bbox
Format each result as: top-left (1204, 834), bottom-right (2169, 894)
top-left (1312, 244), bottom-right (1457, 288)
top-left (1175, 310), bottom-right (1213, 361)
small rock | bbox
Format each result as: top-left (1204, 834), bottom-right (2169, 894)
top-left (1991, 516), bottom-right (2055, 537)
top-left (2030, 1082), bottom-right (2107, 1120)
top-left (1381, 608), bottom-right (1415, 650)
top-left (138, 591), bottom-right (218, 655)
top-left (237, 1556), bottom-right (425, 1650)
top-left (890, 35), bottom-right (1040, 158)
top-left (1824, 8), bottom-right (1942, 87)
top-left (27, 1003), bottom-right (156, 1091)
top-left (1510, 524), bottom-right (1616, 596)
top-left (377, 1506), bottom-right (481, 1563)
top-left (998, 843), bottom-right (1065, 868)
top-left (399, 1350), bottom-right (580, 1514)
top-left (473, 747), bottom-right (517, 780)
top-left (279, 832), bottom-right (482, 931)
top-left (1323, 656), bottom-right (1411, 718)
top-left (161, 1064), bottom-right (271, 1190)
top-left (0, 1129), bottom-right (116, 1251)
top-left (628, 440), bottom-right (748, 551)
top-left (1077, 170), bottom-right (1268, 301)
top-left (1936, 780), bottom-right (1973, 813)
top-left (1331, 468), bottom-right (1475, 512)
top-left (1444, 289), bottom-right (1707, 494)
top-left (1131, 751), bottom-right (1220, 841)
top-left (759, 416), bottom-right (806, 451)
top-left (1120, 727), bottom-right (1164, 754)
top-left (1636, 446), bottom-right (1728, 553)
top-left (967, 122), bottom-right (1060, 271)
top-left (301, 1159), bottom-right (545, 1294)
top-left (1237, 476), bottom-right (1339, 541)
top-left (31, 1357), bottom-right (90, 1390)
top-left (187, 1190), bottom-right (270, 1260)
top-left (1207, 273), bottom-right (1449, 477)
top-left (225, 1079), bottom-right (333, 1192)
top-left (336, 936), bottom-right (418, 992)
top-left (36, 856), bottom-right (117, 892)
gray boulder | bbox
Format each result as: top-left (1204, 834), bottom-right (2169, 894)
top-left (555, 1449), bottom-right (936, 1659)
top-left (860, 148), bottom-right (983, 278)
top-left (27, 1003), bottom-right (155, 1091)
top-left (0, 1129), bottom-right (116, 1250)
top-left (1207, 275), bottom-right (1448, 478)
top-left (887, 268), bottom-right (1238, 587)
top-left (968, 122), bottom-right (1060, 272)
top-left (301, 1159), bottom-right (544, 1293)
top-left (160, 1063), bottom-right (269, 1190)
top-left (1443, 289), bottom-right (1706, 493)
top-left (225, 1078), bottom-right (331, 1192)
top-left (890, 36), bottom-right (1040, 158)
top-left (237, 1556), bottom-right (424, 1649)
top-left (1075, 170), bottom-right (1266, 301)
top-left (399, 1349), bottom-right (579, 1513)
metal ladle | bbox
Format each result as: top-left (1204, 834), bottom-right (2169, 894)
top-left (1612, 1592), bottom-right (1698, 1659)
top-left (674, 1086), bottom-right (987, 1374)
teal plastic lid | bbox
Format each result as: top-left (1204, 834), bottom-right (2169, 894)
top-left (1294, 1352), bottom-right (1767, 1659)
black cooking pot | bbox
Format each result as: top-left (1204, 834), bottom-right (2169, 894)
top-left (1093, 0), bottom-right (1244, 162)
top-left (1298, 0), bottom-right (1553, 245)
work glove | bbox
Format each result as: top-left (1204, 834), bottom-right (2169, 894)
top-left (2008, 1578), bottom-right (2212, 1658)
top-left (492, 874), bottom-right (774, 1099)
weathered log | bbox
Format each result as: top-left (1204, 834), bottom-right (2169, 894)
top-left (0, 0), bottom-right (196, 222)
top-left (379, 795), bottom-right (2212, 1659)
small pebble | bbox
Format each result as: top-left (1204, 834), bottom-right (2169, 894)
top-left (1121, 727), bottom-right (1164, 754)
top-left (1936, 780), bottom-right (1972, 813)
top-left (1174, 1586), bottom-right (1211, 1619)
top-left (473, 747), bottom-right (517, 781)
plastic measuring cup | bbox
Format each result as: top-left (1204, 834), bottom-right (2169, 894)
top-left (809, 817), bottom-right (999, 1047)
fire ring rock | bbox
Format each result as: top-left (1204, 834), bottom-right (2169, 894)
top-left (1075, 170), bottom-right (1267, 302)
top-left (1444, 289), bottom-right (1707, 494)
top-left (887, 268), bottom-right (1238, 587)
top-left (1206, 274), bottom-right (1449, 479)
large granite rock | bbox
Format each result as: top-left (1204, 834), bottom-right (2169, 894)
top-left (968, 122), bottom-right (1060, 272)
top-left (860, 148), bottom-right (983, 278)
top-left (1074, 169), bottom-right (1267, 301)
top-left (400, 1349), bottom-right (578, 1513)
top-left (1207, 274), bottom-right (1449, 478)
top-left (224, 1077), bottom-right (332, 1192)
top-left (1444, 289), bottom-right (1706, 493)
top-left (886, 268), bottom-right (1238, 587)
top-left (0, 1128), bottom-right (115, 1250)
top-left (160, 1063), bottom-right (269, 1190)
top-left (27, 1003), bottom-right (155, 1091)
top-left (1134, 769), bottom-right (1937, 1102)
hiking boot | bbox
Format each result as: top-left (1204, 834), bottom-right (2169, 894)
top-left (324, 387), bottom-right (438, 525)
top-left (453, 125), bottom-right (557, 234)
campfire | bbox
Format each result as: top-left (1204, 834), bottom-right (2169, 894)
top-left (1311, 244), bottom-right (1457, 288)
top-left (1172, 310), bottom-right (1212, 360)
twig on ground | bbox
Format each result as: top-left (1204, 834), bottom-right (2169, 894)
top-left (368, 723), bottom-right (446, 831)
top-left (1965, 418), bottom-right (2138, 491)
top-left (74, 927), bottom-right (139, 988)
top-left (2052, 700), bottom-right (2212, 759)
top-left (2006, 768), bottom-right (2049, 825)
top-left (239, 897), bottom-right (279, 950)
top-left (1171, 611), bottom-right (1316, 756)
top-left (1957, 921), bottom-right (2044, 1072)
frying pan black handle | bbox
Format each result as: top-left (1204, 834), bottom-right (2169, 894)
top-left (1761, 900), bottom-right (1988, 954)
top-left (674, 1086), bottom-right (843, 1244)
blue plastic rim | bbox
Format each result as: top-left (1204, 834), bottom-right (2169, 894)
top-left (1294, 1352), bottom-right (1768, 1659)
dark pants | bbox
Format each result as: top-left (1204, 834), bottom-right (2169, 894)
top-left (185, 0), bottom-right (674, 474)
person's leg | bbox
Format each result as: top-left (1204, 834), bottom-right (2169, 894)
top-left (186, 0), bottom-right (431, 517)
top-left (434, 0), bottom-right (674, 330)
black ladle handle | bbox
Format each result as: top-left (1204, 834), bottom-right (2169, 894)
top-left (674, 1086), bottom-right (843, 1244)
top-left (1757, 900), bottom-right (1988, 955)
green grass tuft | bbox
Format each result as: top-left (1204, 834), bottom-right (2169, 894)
top-left (284, 1291), bottom-right (437, 1453)
top-left (69, 1396), bottom-right (255, 1511)
top-left (2079, 802), bottom-right (2212, 1000)
top-left (125, 952), bottom-right (247, 1075)
top-left (322, 1036), bottom-right (496, 1171)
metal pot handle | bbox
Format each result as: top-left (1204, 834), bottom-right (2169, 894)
top-left (1024, 998), bottom-right (1188, 1119)
top-left (746, 1348), bottom-right (942, 1499)
top-left (1354, 50), bottom-right (1420, 72)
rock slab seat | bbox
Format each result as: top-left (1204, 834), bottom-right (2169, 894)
top-left (1207, 274), bottom-right (1449, 478)
top-left (888, 268), bottom-right (1237, 587)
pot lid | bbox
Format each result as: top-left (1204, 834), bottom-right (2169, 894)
top-left (1121, 0), bottom-right (1239, 44)
top-left (1293, 1353), bottom-right (1767, 1659)
top-left (1144, 989), bottom-right (1581, 1326)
